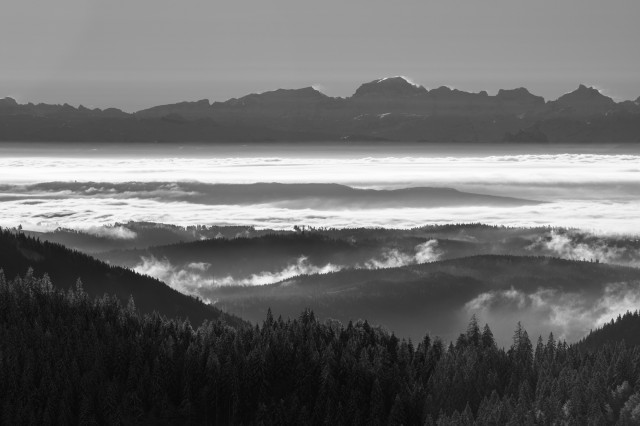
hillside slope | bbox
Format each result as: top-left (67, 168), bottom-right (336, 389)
top-left (0, 228), bottom-right (244, 327)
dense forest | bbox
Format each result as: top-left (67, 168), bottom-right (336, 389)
top-left (1, 270), bottom-right (640, 425)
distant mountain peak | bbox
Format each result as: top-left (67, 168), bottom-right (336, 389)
top-left (0, 97), bottom-right (18, 106)
top-left (253, 86), bottom-right (326, 96)
top-left (134, 98), bottom-right (212, 119)
top-left (427, 86), bottom-right (486, 97)
top-left (234, 86), bottom-right (328, 102)
top-left (299, 86), bottom-right (326, 94)
top-left (430, 85), bottom-right (453, 93)
top-left (275, 86), bottom-right (328, 97)
top-left (496, 88), bottom-right (545, 106)
top-left (577, 84), bottom-right (604, 95)
top-left (353, 76), bottom-right (427, 98)
top-left (559, 84), bottom-right (613, 101)
top-left (497, 87), bottom-right (533, 97)
top-left (550, 84), bottom-right (615, 114)
top-left (375, 76), bottom-right (418, 86)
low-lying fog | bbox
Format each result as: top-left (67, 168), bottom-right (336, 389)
top-left (1, 143), bottom-right (639, 233)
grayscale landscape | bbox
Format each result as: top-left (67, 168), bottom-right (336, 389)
top-left (2, 0), bottom-right (640, 424)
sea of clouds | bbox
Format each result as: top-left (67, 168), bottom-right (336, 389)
top-left (1, 150), bottom-right (639, 233)
top-left (0, 151), bottom-right (640, 233)
top-left (1, 153), bottom-right (639, 191)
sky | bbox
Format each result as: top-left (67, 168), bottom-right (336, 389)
top-left (1, 0), bottom-right (639, 111)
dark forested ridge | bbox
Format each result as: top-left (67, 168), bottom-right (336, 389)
top-left (0, 228), bottom-right (244, 327)
top-left (99, 232), bottom-right (382, 273)
top-left (23, 222), bottom-right (266, 254)
top-left (2, 271), bottom-right (640, 425)
top-left (578, 311), bottom-right (640, 352)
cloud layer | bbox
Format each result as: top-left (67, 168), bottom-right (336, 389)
top-left (1, 153), bottom-right (639, 190)
top-left (2, 151), bottom-right (639, 234)
top-left (3, 197), bottom-right (640, 234)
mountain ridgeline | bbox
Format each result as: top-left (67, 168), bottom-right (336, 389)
top-left (1, 78), bottom-right (639, 143)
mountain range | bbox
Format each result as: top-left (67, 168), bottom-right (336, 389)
top-left (2, 77), bottom-right (639, 143)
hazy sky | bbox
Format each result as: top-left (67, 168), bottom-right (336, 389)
top-left (2, 0), bottom-right (639, 111)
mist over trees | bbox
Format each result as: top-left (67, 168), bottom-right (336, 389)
top-left (2, 270), bottom-right (640, 425)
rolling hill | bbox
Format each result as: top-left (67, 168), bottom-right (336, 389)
top-left (94, 224), bottom-right (640, 284)
top-left (207, 255), bottom-right (640, 343)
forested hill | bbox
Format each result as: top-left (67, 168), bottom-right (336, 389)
top-left (0, 228), bottom-right (244, 327)
top-left (578, 310), bottom-right (640, 351)
top-left (2, 271), bottom-right (640, 424)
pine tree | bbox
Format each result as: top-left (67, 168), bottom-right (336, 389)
top-left (466, 315), bottom-right (481, 347)
top-left (481, 324), bottom-right (495, 349)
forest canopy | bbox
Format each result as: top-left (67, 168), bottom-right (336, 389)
top-left (1, 269), bottom-right (640, 425)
